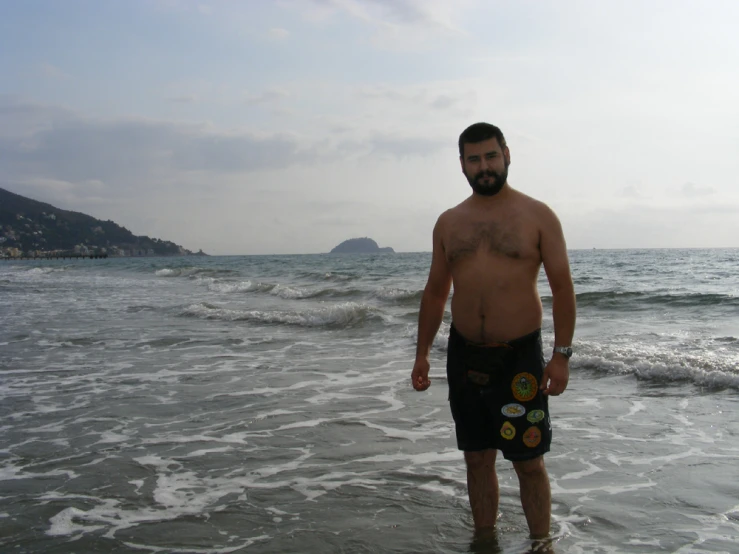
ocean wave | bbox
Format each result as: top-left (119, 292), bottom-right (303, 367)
top-left (577, 350), bottom-right (739, 390)
top-left (180, 302), bottom-right (383, 328)
top-left (25, 267), bottom-right (64, 275)
top-left (297, 270), bottom-right (356, 282)
top-left (207, 280), bottom-right (362, 300)
top-left (126, 305), bottom-right (159, 313)
top-left (207, 280), bottom-right (268, 294)
top-left (571, 291), bottom-right (739, 309)
top-left (373, 288), bottom-right (422, 304)
top-left (155, 267), bottom-right (237, 278)
top-left (270, 284), bottom-right (365, 300)
top-left (270, 284), bottom-right (312, 299)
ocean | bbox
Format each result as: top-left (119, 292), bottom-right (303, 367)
top-left (1, 248), bottom-right (738, 553)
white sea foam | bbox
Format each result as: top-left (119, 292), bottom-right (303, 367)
top-left (576, 348), bottom-right (739, 389)
top-left (374, 287), bottom-right (420, 302)
top-left (121, 536), bottom-right (271, 553)
top-left (270, 284), bottom-right (310, 299)
top-left (207, 280), bottom-right (255, 293)
top-left (181, 302), bottom-right (380, 328)
top-left (418, 480), bottom-right (460, 497)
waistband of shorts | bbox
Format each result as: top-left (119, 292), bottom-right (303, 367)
top-left (449, 323), bottom-right (541, 349)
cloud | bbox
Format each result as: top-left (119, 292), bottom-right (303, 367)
top-left (429, 95), bottom-right (458, 110)
top-left (355, 84), bottom-right (476, 114)
top-left (0, 96), bottom-right (448, 200)
top-left (165, 95), bottom-right (198, 103)
top-left (268, 27), bottom-right (290, 40)
top-left (245, 88), bottom-right (290, 105)
top-left (368, 134), bottom-right (447, 158)
top-left (39, 63), bottom-right (71, 80)
top-left (0, 98), bottom-right (316, 192)
top-left (306, 0), bottom-right (466, 33)
top-left (679, 182), bottom-right (716, 197)
top-left (618, 185), bottom-right (644, 198)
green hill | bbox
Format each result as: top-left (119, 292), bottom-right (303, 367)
top-left (0, 187), bottom-right (201, 257)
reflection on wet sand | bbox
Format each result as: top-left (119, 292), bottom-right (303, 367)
top-left (468, 530), bottom-right (556, 554)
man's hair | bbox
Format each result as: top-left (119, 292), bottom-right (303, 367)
top-left (458, 122), bottom-right (507, 158)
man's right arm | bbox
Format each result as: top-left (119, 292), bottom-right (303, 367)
top-left (412, 216), bottom-right (453, 391)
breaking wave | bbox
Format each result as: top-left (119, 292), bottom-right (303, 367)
top-left (180, 302), bottom-right (383, 328)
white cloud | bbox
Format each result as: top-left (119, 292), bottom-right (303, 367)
top-left (268, 27), bottom-right (290, 40)
top-left (679, 182), bottom-right (716, 198)
top-left (39, 63), bottom-right (70, 80)
top-left (618, 185), bottom-right (647, 199)
top-left (306, 0), bottom-right (467, 33)
top-left (245, 88), bottom-right (290, 105)
top-left (165, 95), bottom-right (198, 103)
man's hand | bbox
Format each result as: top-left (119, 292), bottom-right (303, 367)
top-left (540, 356), bottom-right (569, 396)
top-left (411, 358), bottom-right (431, 391)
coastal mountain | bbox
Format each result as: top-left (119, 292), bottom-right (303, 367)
top-left (330, 237), bottom-right (395, 254)
top-left (0, 187), bottom-right (203, 257)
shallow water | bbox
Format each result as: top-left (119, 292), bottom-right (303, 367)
top-left (1, 249), bottom-right (738, 552)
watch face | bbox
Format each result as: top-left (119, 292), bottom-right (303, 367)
top-left (555, 347), bottom-right (572, 358)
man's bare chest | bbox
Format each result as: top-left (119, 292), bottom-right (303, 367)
top-left (444, 219), bottom-right (538, 264)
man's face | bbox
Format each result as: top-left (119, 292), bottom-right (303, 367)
top-left (460, 138), bottom-right (510, 197)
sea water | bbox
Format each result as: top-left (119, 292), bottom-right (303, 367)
top-left (1, 249), bottom-right (738, 553)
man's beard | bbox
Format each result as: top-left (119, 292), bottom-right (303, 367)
top-left (466, 166), bottom-right (508, 196)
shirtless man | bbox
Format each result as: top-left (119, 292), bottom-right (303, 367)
top-left (411, 122), bottom-right (576, 540)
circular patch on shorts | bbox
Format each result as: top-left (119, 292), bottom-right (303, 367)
top-left (500, 421), bottom-right (516, 440)
top-left (522, 426), bottom-right (542, 448)
top-left (501, 403), bottom-right (526, 418)
top-left (527, 409), bottom-right (545, 423)
top-left (511, 372), bottom-right (538, 402)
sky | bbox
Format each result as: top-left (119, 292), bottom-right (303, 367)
top-left (1, 0), bottom-right (738, 254)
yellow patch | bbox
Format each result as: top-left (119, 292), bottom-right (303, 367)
top-left (500, 421), bottom-right (516, 440)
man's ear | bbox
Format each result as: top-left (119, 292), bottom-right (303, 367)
top-left (504, 146), bottom-right (511, 166)
top-left (459, 156), bottom-right (465, 172)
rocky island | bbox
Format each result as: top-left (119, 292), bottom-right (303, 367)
top-left (330, 237), bottom-right (394, 254)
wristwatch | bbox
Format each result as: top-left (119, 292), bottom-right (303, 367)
top-left (553, 346), bottom-right (573, 359)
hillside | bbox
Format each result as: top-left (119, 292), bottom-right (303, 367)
top-left (0, 187), bottom-right (202, 257)
top-left (330, 237), bottom-right (394, 254)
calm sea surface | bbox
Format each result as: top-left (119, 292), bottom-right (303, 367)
top-left (1, 249), bottom-right (738, 553)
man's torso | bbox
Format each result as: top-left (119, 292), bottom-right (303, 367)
top-left (440, 189), bottom-right (544, 343)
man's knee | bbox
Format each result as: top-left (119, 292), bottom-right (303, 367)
top-left (464, 449), bottom-right (497, 471)
top-left (512, 455), bottom-right (546, 478)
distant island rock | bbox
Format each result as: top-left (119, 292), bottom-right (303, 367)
top-left (0, 186), bottom-right (205, 258)
top-left (330, 237), bottom-right (395, 254)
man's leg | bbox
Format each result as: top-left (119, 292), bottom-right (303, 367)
top-left (464, 449), bottom-right (498, 531)
top-left (512, 456), bottom-right (551, 539)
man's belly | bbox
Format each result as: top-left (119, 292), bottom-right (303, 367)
top-left (450, 291), bottom-right (543, 344)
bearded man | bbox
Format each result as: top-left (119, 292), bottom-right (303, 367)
top-left (411, 122), bottom-right (576, 541)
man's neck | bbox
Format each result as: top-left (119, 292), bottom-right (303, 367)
top-left (469, 183), bottom-right (511, 205)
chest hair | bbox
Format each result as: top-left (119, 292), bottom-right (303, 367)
top-left (446, 220), bottom-right (524, 263)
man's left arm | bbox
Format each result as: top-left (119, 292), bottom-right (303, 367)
top-left (539, 206), bottom-right (576, 396)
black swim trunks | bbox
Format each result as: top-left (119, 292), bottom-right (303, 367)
top-left (446, 324), bottom-right (552, 461)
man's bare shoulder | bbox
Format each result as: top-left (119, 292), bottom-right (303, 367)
top-left (511, 189), bottom-right (559, 221)
top-left (436, 202), bottom-right (467, 228)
